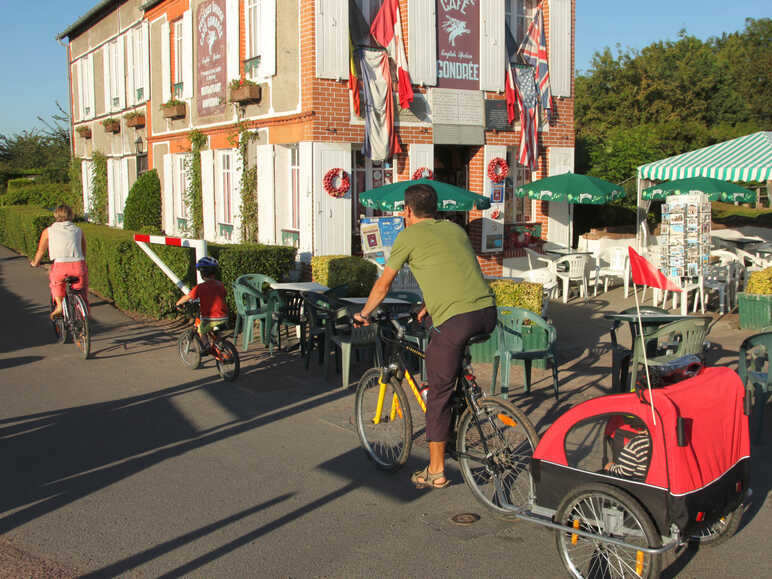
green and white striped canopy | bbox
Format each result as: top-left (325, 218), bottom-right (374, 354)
top-left (638, 131), bottom-right (772, 182)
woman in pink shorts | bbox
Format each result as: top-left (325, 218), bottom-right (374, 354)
top-left (30, 204), bottom-right (89, 319)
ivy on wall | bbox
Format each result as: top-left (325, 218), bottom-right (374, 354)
top-left (69, 156), bottom-right (83, 215)
top-left (185, 129), bottom-right (206, 237)
top-left (231, 124), bottom-right (259, 243)
top-left (90, 151), bottom-right (108, 224)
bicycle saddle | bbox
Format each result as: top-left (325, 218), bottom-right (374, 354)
top-left (467, 333), bottom-right (491, 345)
top-left (64, 276), bottom-right (80, 283)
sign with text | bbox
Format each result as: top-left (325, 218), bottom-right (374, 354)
top-left (360, 216), bottom-right (405, 265)
top-left (196, 0), bottom-right (227, 117)
top-left (436, 0), bottom-right (480, 90)
top-left (485, 100), bottom-right (513, 131)
top-left (430, 88), bottom-right (484, 125)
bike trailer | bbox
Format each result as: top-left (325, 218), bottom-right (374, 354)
top-left (530, 366), bottom-right (750, 537)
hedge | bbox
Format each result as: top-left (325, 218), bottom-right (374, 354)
top-left (1, 180), bottom-right (80, 212)
top-left (311, 255), bottom-right (378, 297)
top-left (123, 169), bottom-right (161, 231)
top-left (0, 205), bottom-right (54, 257)
top-left (489, 280), bottom-right (543, 314)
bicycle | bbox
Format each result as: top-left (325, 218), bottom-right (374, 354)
top-left (50, 275), bottom-right (90, 359)
top-left (175, 299), bottom-right (240, 381)
top-left (354, 310), bottom-right (539, 514)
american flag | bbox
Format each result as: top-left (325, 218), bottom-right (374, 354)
top-left (517, 4), bottom-right (552, 120)
top-left (514, 64), bottom-right (538, 170)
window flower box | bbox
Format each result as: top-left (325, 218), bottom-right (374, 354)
top-left (161, 100), bottom-right (186, 119)
top-left (125, 113), bottom-right (145, 128)
top-left (229, 79), bottom-right (261, 104)
top-left (102, 118), bottom-right (120, 133)
top-left (76, 126), bottom-right (92, 139)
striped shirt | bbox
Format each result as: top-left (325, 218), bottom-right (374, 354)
top-left (607, 435), bottom-right (651, 480)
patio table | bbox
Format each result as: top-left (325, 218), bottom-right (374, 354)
top-left (545, 248), bottom-right (594, 257)
top-left (271, 281), bottom-right (329, 292)
top-left (749, 242), bottom-right (772, 256)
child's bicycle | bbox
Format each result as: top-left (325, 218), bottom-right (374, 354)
top-left (354, 309), bottom-right (539, 514)
top-left (50, 275), bottom-right (90, 359)
top-left (175, 299), bottom-right (240, 381)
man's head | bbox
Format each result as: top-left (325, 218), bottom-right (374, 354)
top-left (403, 184), bottom-right (438, 225)
top-left (53, 204), bottom-right (75, 222)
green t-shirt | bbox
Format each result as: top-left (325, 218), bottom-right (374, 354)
top-left (386, 219), bottom-right (494, 328)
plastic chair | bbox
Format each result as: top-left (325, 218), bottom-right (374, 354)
top-left (522, 268), bottom-right (557, 317)
top-left (324, 284), bottom-right (349, 298)
top-left (232, 282), bottom-right (276, 353)
top-left (594, 246), bottom-right (630, 297)
top-left (702, 264), bottom-right (731, 314)
top-left (525, 247), bottom-right (552, 270)
top-left (553, 254), bottom-right (589, 303)
top-left (272, 290), bottom-right (306, 353)
top-left (738, 331), bottom-right (772, 444)
top-left (326, 302), bottom-right (377, 389)
top-left (235, 273), bottom-right (277, 295)
top-left (660, 275), bottom-right (705, 315)
top-left (301, 291), bottom-right (334, 369)
top-left (491, 306), bottom-right (559, 399)
top-left (608, 306), bottom-right (669, 393)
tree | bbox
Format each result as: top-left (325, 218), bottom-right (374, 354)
top-left (123, 169), bottom-right (162, 232)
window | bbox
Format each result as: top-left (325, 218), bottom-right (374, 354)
top-left (106, 40), bottom-right (121, 110)
top-left (505, 150), bottom-right (531, 224)
top-left (173, 20), bottom-right (184, 98)
top-left (351, 149), bottom-right (391, 252)
top-left (78, 56), bottom-right (93, 119)
top-left (505, 0), bottom-right (538, 45)
top-left (132, 26), bottom-right (145, 102)
top-left (290, 146), bottom-right (300, 230)
top-left (245, 0), bottom-right (260, 78)
top-left (173, 154), bottom-right (189, 223)
top-left (216, 151), bottom-right (236, 226)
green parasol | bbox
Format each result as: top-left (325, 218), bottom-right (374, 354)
top-left (358, 178), bottom-right (491, 212)
top-left (515, 172), bottom-right (625, 204)
top-left (641, 176), bottom-right (756, 203)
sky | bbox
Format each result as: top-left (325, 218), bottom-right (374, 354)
top-left (0, 0), bottom-right (769, 136)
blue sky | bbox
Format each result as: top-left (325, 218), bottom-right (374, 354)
top-left (0, 0), bottom-right (768, 136)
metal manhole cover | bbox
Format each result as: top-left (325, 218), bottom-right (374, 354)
top-left (451, 513), bottom-right (481, 525)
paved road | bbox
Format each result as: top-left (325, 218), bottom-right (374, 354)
top-left (1, 245), bottom-right (770, 577)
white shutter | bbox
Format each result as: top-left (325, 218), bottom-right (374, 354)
top-left (81, 160), bottom-right (92, 217)
top-left (232, 151), bottom-right (244, 243)
top-left (315, 0), bottom-right (348, 80)
top-left (75, 60), bottom-right (83, 121)
top-left (107, 159), bottom-right (116, 226)
top-left (409, 144), bottom-right (434, 180)
top-left (547, 146), bottom-right (575, 247)
top-left (226, 0), bottom-right (239, 83)
top-left (163, 154), bottom-right (174, 234)
top-left (298, 141), bottom-right (313, 258)
top-left (161, 20), bottom-right (171, 103)
top-left (121, 157), bottom-right (130, 220)
top-left (258, 0), bottom-right (276, 78)
top-left (479, 0), bottom-right (504, 92)
top-left (117, 37), bottom-right (126, 109)
top-left (549, 0), bottom-right (571, 97)
top-left (313, 142), bottom-right (351, 255)
top-left (141, 21), bottom-right (150, 102)
top-left (483, 145), bottom-right (507, 197)
top-left (408, 0), bottom-right (436, 86)
top-left (87, 53), bottom-right (95, 119)
top-left (548, 146), bottom-right (574, 175)
top-left (257, 144), bottom-right (276, 244)
top-left (126, 29), bottom-right (135, 106)
top-left (103, 45), bottom-right (111, 113)
top-left (201, 150), bottom-right (216, 241)
top-left (182, 10), bottom-right (193, 99)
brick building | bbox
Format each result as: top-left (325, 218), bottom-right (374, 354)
top-left (59, 0), bottom-right (575, 277)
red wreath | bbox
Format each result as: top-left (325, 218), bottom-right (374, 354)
top-left (412, 167), bottom-right (433, 180)
top-left (323, 168), bottom-right (350, 197)
top-left (487, 157), bottom-right (509, 183)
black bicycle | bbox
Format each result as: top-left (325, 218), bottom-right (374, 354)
top-left (354, 310), bottom-right (539, 514)
top-left (176, 300), bottom-right (240, 381)
top-left (50, 275), bottom-right (90, 359)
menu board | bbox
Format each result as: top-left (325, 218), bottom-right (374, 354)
top-left (661, 193), bottom-right (711, 279)
top-left (360, 217), bottom-right (405, 265)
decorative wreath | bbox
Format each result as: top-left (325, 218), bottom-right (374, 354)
top-left (412, 167), bottom-right (433, 180)
top-left (487, 157), bottom-right (509, 183)
top-left (323, 168), bottom-right (350, 197)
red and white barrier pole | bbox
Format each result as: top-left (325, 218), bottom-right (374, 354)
top-left (133, 234), bottom-right (209, 293)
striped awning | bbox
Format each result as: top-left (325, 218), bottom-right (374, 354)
top-left (638, 131), bottom-right (772, 182)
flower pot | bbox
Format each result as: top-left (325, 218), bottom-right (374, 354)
top-left (103, 120), bottom-right (120, 133)
top-left (162, 102), bottom-right (186, 119)
top-left (126, 115), bottom-right (145, 128)
top-left (738, 292), bottom-right (772, 329)
top-left (230, 84), bottom-right (261, 104)
top-left (77, 127), bottom-right (92, 139)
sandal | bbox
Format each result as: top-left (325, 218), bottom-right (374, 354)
top-left (410, 466), bottom-right (450, 489)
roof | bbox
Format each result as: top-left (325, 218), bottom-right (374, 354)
top-left (638, 131), bottom-right (772, 183)
top-left (57, 0), bottom-right (161, 41)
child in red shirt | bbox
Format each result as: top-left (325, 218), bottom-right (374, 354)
top-left (176, 257), bottom-right (229, 343)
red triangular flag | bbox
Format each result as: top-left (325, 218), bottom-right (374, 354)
top-left (628, 247), bottom-right (682, 292)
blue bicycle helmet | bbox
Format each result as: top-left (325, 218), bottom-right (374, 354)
top-left (195, 256), bottom-right (219, 277)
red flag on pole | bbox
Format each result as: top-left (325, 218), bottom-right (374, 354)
top-left (628, 247), bottom-right (682, 292)
top-left (370, 0), bottom-right (414, 110)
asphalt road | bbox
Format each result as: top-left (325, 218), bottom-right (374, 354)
top-left (1, 244), bottom-right (770, 577)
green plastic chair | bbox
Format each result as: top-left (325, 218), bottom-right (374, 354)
top-left (628, 317), bottom-right (710, 391)
top-left (232, 274), bottom-right (277, 353)
top-left (491, 306), bottom-right (559, 399)
top-left (324, 284), bottom-right (349, 298)
top-left (609, 306), bottom-right (669, 393)
top-left (272, 289), bottom-right (306, 353)
top-left (738, 330), bottom-right (771, 444)
top-left (301, 292), bottom-right (334, 369)
top-left (325, 301), bottom-right (377, 389)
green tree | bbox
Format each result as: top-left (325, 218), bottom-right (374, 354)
top-left (123, 169), bottom-right (161, 231)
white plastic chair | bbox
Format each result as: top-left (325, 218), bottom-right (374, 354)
top-left (660, 275), bottom-right (705, 315)
top-left (524, 247), bottom-right (552, 270)
top-left (593, 246), bottom-right (630, 297)
top-left (553, 254), bottom-right (589, 303)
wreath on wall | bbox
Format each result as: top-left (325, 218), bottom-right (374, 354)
top-left (487, 157), bottom-right (509, 183)
top-left (412, 167), bottom-right (433, 180)
top-left (323, 168), bottom-right (350, 197)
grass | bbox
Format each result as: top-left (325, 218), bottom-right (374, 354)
top-left (711, 201), bottom-right (772, 228)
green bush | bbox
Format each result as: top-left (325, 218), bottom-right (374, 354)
top-left (489, 280), bottom-right (543, 315)
top-left (311, 255), bottom-right (378, 297)
top-left (0, 180), bottom-right (79, 211)
top-left (746, 266), bottom-right (772, 295)
top-left (123, 169), bottom-right (161, 231)
top-left (0, 205), bottom-right (55, 257)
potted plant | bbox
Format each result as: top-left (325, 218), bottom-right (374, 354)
top-left (229, 78), bottom-right (261, 104)
top-left (161, 98), bottom-right (186, 119)
top-left (738, 266), bottom-right (772, 329)
top-left (125, 110), bottom-right (145, 128)
top-left (102, 117), bottom-right (120, 133)
top-left (76, 125), bottom-right (92, 139)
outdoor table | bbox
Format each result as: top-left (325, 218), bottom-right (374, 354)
top-left (271, 281), bottom-right (329, 292)
top-left (748, 242), bottom-right (772, 256)
top-left (545, 248), bottom-right (593, 256)
top-left (710, 230), bottom-right (765, 250)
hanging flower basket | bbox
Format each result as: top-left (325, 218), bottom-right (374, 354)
top-left (102, 118), bottom-right (120, 133)
top-left (76, 126), bottom-right (92, 139)
top-left (487, 157), bottom-right (509, 183)
top-left (323, 168), bottom-right (350, 198)
top-left (412, 167), bottom-right (433, 180)
top-left (161, 101), bottom-right (186, 119)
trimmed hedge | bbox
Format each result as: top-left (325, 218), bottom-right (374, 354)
top-left (1, 180), bottom-right (79, 212)
top-left (311, 255), bottom-right (378, 297)
top-left (489, 280), bottom-right (543, 314)
top-left (123, 169), bottom-right (161, 231)
top-left (0, 205), bottom-right (54, 257)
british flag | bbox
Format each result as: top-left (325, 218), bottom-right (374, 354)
top-left (513, 64), bottom-right (538, 171)
top-left (517, 4), bottom-right (552, 120)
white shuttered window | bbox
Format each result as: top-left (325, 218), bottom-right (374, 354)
top-left (245, 0), bottom-right (276, 80)
top-left (315, 0), bottom-right (348, 79)
top-left (479, 0), bottom-right (505, 92)
top-left (407, 0), bottom-right (436, 86)
top-left (173, 19), bottom-right (184, 99)
top-left (549, 0), bottom-right (571, 97)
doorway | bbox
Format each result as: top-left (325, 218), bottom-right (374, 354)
top-left (434, 145), bottom-right (472, 228)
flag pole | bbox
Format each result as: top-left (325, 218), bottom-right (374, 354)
top-left (632, 282), bottom-right (658, 426)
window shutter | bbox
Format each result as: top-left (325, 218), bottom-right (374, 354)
top-left (163, 154), bottom-right (174, 233)
top-left (117, 36), bottom-right (126, 109)
top-left (244, 0), bottom-right (252, 59)
top-left (182, 10), bottom-right (193, 99)
top-left (258, 0), bottom-right (276, 78)
top-left (81, 160), bottom-right (92, 217)
top-left (479, 0), bottom-right (504, 92)
top-left (201, 150), bottom-right (216, 241)
top-left (483, 145), bottom-right (507, 197)
top-left (409, 144), bottom-right (434, 180)
top-left (107, 159), bottom-right (116, 226)
top-left (408, 0), bottom-right (436, 86)
top-left (232, 151), bottom-right (244, 243)
top-left (87, 54), bottom-right (95, 119)
top-left (257, 144), bottom-right (276, 244)
top-left (298, 141), bottom-right (313, 256)
top-left (161, 20), bottom-right (171, 103)
top-left (549, 0), bottom-right (571, 97)
top-left (103, 45), bottom-right (111, 113)
top-left (121, 157), bottom-right (130, 221)
top-left (75, 60), bottom-right (83, 121)
top-left (548, 146), bottom-right (574, 175)
top-left (315, 0), bottom-right (348, 80)
top-left (141, 22), bottom-right (150, 102)
top-left (226, 0), bottom-right (239, 83)
top-left (126, 29), bottom-right (135, 107)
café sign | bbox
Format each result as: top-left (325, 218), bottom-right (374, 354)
top-left (197, 0), bottom-right (227, 117)
top-left (436, 0), bottom-right (480, 90)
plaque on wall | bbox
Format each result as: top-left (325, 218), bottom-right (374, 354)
top-left (430, 88), bottom-right (483, 125)
top-left (397, 93), bottom-right (431, 124)
top-left (485, 100), bottom-right (513, 131)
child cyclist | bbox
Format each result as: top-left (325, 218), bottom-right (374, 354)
top-left (176, 257), bottom-right (229, 350)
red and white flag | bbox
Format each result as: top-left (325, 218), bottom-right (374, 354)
top-left (517, 3), bottom-right (552, 120)
top-left (370, 0), bottom-right (414, 110)
top-left (513, 64), bottom-right (539, 171)
top-left (628, 247), bottom-right (682, 292)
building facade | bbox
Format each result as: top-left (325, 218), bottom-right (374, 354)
top-left (59, 0), bottom-right (575, 277)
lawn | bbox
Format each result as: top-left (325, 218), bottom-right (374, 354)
top-left (711, 201), bottom-right (772, 228)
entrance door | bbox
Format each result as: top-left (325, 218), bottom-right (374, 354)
top-left (547, 146), bottom-right (575, 247)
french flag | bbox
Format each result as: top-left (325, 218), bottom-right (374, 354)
top-left (370, 0), bottom-right (414, 110)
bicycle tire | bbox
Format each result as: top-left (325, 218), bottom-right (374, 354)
top-left (687, 501), bottom-right (744, 546)
top-left (456, 397), bottom-right (539, 515)
top-left (214, 339), bottom-right (240, 381)
top-left (355, 367), bottom-right (413, 471)
top-left (50, 298), bottom-right (67, 344)
top-left (71, 294), bottom-right (90, 359)
top-left (555, 483), bottom-right (661, 579)
top-left (178, 330), bottom-right (202, 369)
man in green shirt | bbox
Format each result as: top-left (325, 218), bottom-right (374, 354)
top-left (355, 184), bottom-right (496, 489)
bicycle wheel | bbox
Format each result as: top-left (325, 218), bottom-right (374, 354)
top-left (687, 502), bottom-right (744, 546)
top-left (71, 294), bottom-right (90, 359)
top-left (214, 339), bottom-right (240, 381)
top-left (355, 367), bottom-right (413, 471)
top-left (456, 397), bottom-right (539, 515)
top-left (178, 330), bottom-right (202, 369)
top-left (555, 484), bottom-right (661, 579)
top-left (50, 298), bottom-right (67, 344)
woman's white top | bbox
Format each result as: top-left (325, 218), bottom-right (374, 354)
top-left (48, 221), bottom-right (84, 262)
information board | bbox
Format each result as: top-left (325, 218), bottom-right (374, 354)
top-left (360, 217), bottom-right (405, 265)
top-left (485, 100), bottom-right (513, 131)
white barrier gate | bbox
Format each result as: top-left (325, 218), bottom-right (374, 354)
top-left (133, 234), bottom-right (208, 293)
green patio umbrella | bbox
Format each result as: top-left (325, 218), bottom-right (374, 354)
top-left (641, 176), bottom-right (756, 203)
top-left (358, 178), bottom-right (491, 212)
top-left (515, 172), bottom-right (625, 204)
